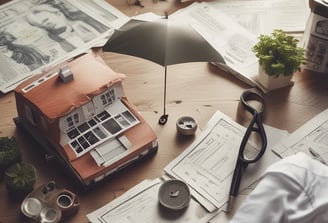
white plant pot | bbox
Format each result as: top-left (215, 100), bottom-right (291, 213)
top-left (258, 66), bottom-right (293, 91)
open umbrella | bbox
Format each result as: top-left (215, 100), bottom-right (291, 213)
top-left (103, 17), bottom-right (225, 125)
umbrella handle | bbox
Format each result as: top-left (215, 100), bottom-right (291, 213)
top-left (158, 66), bottom-right (168, 125)
top-left (158, 114), bottom-right (168, 125)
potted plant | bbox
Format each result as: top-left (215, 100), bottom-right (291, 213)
top-left (4, 162), bottom-right (37, 198)
top-left (252, 29), bottom-right (305, 90)
top-left (0, 136), bottom-right (21, 178)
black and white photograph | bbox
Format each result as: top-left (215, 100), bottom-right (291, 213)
top-left (0, 0), bottom-right (127, 93)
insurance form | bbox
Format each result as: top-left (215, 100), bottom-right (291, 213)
top-left (164, 111), bottom-right (285, 212)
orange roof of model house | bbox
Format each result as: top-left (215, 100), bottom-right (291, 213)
top-left (17, 52), bottom-right (126, 120)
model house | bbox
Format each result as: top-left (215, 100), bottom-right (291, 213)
top-left (14, 52), bottom-right (158, 189)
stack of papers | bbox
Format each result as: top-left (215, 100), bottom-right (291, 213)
top-left (171, 2), bottom-right (261, 91)
top-left (170, 1), bottom-right (310, 93)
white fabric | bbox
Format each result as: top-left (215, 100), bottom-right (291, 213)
top-left (230, 152), bottom-right (328, 223)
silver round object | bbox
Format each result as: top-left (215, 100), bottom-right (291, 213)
top-left (176, 116), bottom-right (197, 135)
top-left (158, 179), bottom-right (191, 210)
top-left (40, 207), bottom-right (61, 223)
top-left (21, 197), bottom-right (42, 218)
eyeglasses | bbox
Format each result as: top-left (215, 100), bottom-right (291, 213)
top-left (227, 89), bottom-right (267, 212)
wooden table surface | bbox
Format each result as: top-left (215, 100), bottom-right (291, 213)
top-left (1, 0), bottom-right (327, 222)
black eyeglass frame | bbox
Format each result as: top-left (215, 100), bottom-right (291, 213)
top-left (238, 89), bottom-right (267, 165)
top-left (228, 89), bottom-right (268, 212)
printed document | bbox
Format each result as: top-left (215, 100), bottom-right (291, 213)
top-left (87, 178), bottom-right (212, 223)
top-left (0, 0), bottom-right (127, 93)
top-left (171, 2), bottom-right (266, 92)
top-left (171, 1), bottom-right (310, 92)
top-left (164, 110), bottom-right (286, 212)
top-left (272, 108), bottom-right (328, 163)
top-left (208, 0), bottom-right (310, 35)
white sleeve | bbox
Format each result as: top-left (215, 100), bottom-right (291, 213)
top-left (229, 172), bottom-right (303, 223)
top-left (229, 152), bottom-right (328, 223)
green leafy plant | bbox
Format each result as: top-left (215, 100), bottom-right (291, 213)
top-left (252, 29), bottom-right (305, 77)
top-left (0, 136), bottom-right (21, 177)
top-left (4, 162), bottom-right (37, 197)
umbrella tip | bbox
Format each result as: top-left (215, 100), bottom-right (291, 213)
top-left (164, 11), bottom-right (168, 19)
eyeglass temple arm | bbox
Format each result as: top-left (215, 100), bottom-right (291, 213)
top-left (251, 113), bottom-right (268, 163)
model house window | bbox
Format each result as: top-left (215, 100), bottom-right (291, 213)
top-left (82, 102), bottom-right (96, 118)
top-left (66, 113), bottom-right (80, 129)
top-left (67, 117), bottom-right (74, 129)
top-left (73, 113), bottom-right (79, 124)
top-left (100, 88), bottom-right (115, 106)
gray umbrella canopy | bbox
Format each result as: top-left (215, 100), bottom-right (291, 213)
top-left (103, 18), bottom-right (225, 124)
